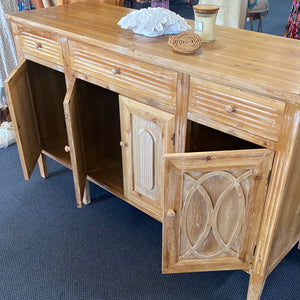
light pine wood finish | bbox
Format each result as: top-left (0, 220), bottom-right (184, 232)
top-left (4, 61), bottom-right (41, 180)
top-left (35, 0), bottom-right (124, 8)
top-left (38, 155), bottom-right (49, 178)
top-left (10, 22), bottom-right (51, 180)
top-left (11, 23), bottom-right (24, 62)
top-left (82, 179), bottom-right (91, 205)
top-left (6, 3), bottom-right (300, 104)
top-left (268, 106), bottom-right (300, 271)
top-left (188, 78), bottom-right (285, 148)
top-left (4, 60), bottom-right (69, 180)
top-left (26, 0), bottom-right (127, 188)
top-left (5, 3), bottom-right (300, 299)
top-left (68, 40), bottom-right (177, 107)
top-left (247, 103), bottom-right (300, 299)
top-left (163, 149), bottom-right (274, 273)
top-left (64, 78), bottom-right (122, 205)
top-left (63, 78), bottom-right (87, 208)
top-left (57, 0), bottom-right (124, 6)
top-left (174, 73), bottom-right (190, 153)
top-left (17, 27), bottom-right (64, 66)
top-left (120, 95), bottom-right (175, 221)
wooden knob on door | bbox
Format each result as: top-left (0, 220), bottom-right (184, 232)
top-left (166, 209), bottom-right (176, 218)
top-left (120, 141), bottom-right (127, 148)
top-left (225, 104), bottom-right (235, 113)
top-left (112, 67), bottom-right (120, 75)
top-left (64, 145), bottom-right (70, 152)
top-left (35, 42), bottom-right (42, 49)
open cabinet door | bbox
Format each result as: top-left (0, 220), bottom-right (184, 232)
top-left (4, 60), bottom-right (41, 180)
top-left (120, 95), bottom-right (175, 221)
top-left (162, 149), bottom-right (274, 274)
top-left (63, 78), bottom-right (87, 208)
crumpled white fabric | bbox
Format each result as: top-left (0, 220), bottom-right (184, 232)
top-left (0, 121), bottom-right (16, 149)
top-left (118, 8), bottom-right (191, 37)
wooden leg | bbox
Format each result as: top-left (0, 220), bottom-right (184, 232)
top-left (83, 180), bottom-right (91, 205)
top-left (247, 272), bottom-right (266, 300)
top-left (250, 19), bottom-right (253, 31)
top-left (38, 154), bottom-right (49, 178)
top-left (258, 17), bottom-right (263, 32)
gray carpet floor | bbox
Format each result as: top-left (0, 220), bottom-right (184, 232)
top-left (0, 144), bottom-right (299, 299)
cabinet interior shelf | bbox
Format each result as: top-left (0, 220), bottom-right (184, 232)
top-left (87, 153), bottom-right (124, 197)
top-left (42, 133), bottom-right (71, 170)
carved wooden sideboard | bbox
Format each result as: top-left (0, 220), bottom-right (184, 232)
top-left (4, 2), bottom-right (300, 299)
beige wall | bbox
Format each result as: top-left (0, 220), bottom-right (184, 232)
top-left (197, 0), bottom-right (248, 29)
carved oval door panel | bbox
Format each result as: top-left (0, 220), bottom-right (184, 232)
top-left (180, 170), bottom-right (251, 260)
top-left (136, 129), bottom-right (155, 190)
top-left (163, 149), bottom-right (274, 274)
top-left (132, 118), bottom-right (158, 196)
top-left (119, 95), bottom-right (175, 221)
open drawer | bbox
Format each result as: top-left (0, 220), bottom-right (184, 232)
top-left (4, 60), bottom-right (68, 179)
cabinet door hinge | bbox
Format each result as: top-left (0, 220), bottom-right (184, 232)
top-left (171, 132), bottom-right (175, 146)
top-left (253, 245), bottom-right (257, 257)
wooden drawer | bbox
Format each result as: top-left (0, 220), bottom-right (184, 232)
top-left (68, 40), bottom-right (177, 107)
top-left (18, 27), bottom-right (63, 66)
top-left (189, 78), bottom-right (285, 142)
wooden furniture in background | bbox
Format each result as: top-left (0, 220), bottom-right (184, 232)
top-left (32, 0), bottom-right (44, 9)
top-left (0, 106), bottom-right (11, 125)
top-left (57, 0), bottom-right (124, 6)
top-left (32, 0), bottom-right (124, 8)
top-left (4, 3), bottom-right (300, 299)
top-left (246, 0), bottom-right (269, 32)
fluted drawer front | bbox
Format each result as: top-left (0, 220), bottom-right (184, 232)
top-left (18, 28), bottom-right (63, 66)
top-left (69, 40), bottom-right (177, 107)
top-left (189, 77), bottom-right (285, 142)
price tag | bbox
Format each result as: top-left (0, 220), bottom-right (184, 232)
top-left (195, 21), bottom-right (203, 32)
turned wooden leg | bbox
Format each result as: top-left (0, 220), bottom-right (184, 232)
top-left (83, 180), bottom-right (91, 205)
top-left (38, 154), bottom-right (49, 178)
top-left (247, 272), bottom-right (266, 300)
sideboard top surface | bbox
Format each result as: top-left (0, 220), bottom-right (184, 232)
top-left (6, 2), bottom-right (300, 104)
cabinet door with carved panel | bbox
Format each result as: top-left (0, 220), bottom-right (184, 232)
top-left (119, 95), bottom-right (175, 221)
top-left (162, 149), bottom-right (274, 273)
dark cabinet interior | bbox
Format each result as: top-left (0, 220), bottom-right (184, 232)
top-left (73, 79), bottom-right (123, 195)
top-left (185, 120), bottom-right (263, 153)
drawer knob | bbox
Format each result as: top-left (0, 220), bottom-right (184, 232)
top-left (112, 67), bottom-right (120, 75)
top-left (64, 145), bottom-right (70, 152)
top-left (35, 42), bottom-right (43, 49)
top-left (225, 104), bottom-right (235, 113)
top-left (120, 141), bottom-right (127, 148)
top-left (167, 209), bottom-right (176, 218)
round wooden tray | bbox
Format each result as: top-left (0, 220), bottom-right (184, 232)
top-left (168, 32), bottom-right (202, 54)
